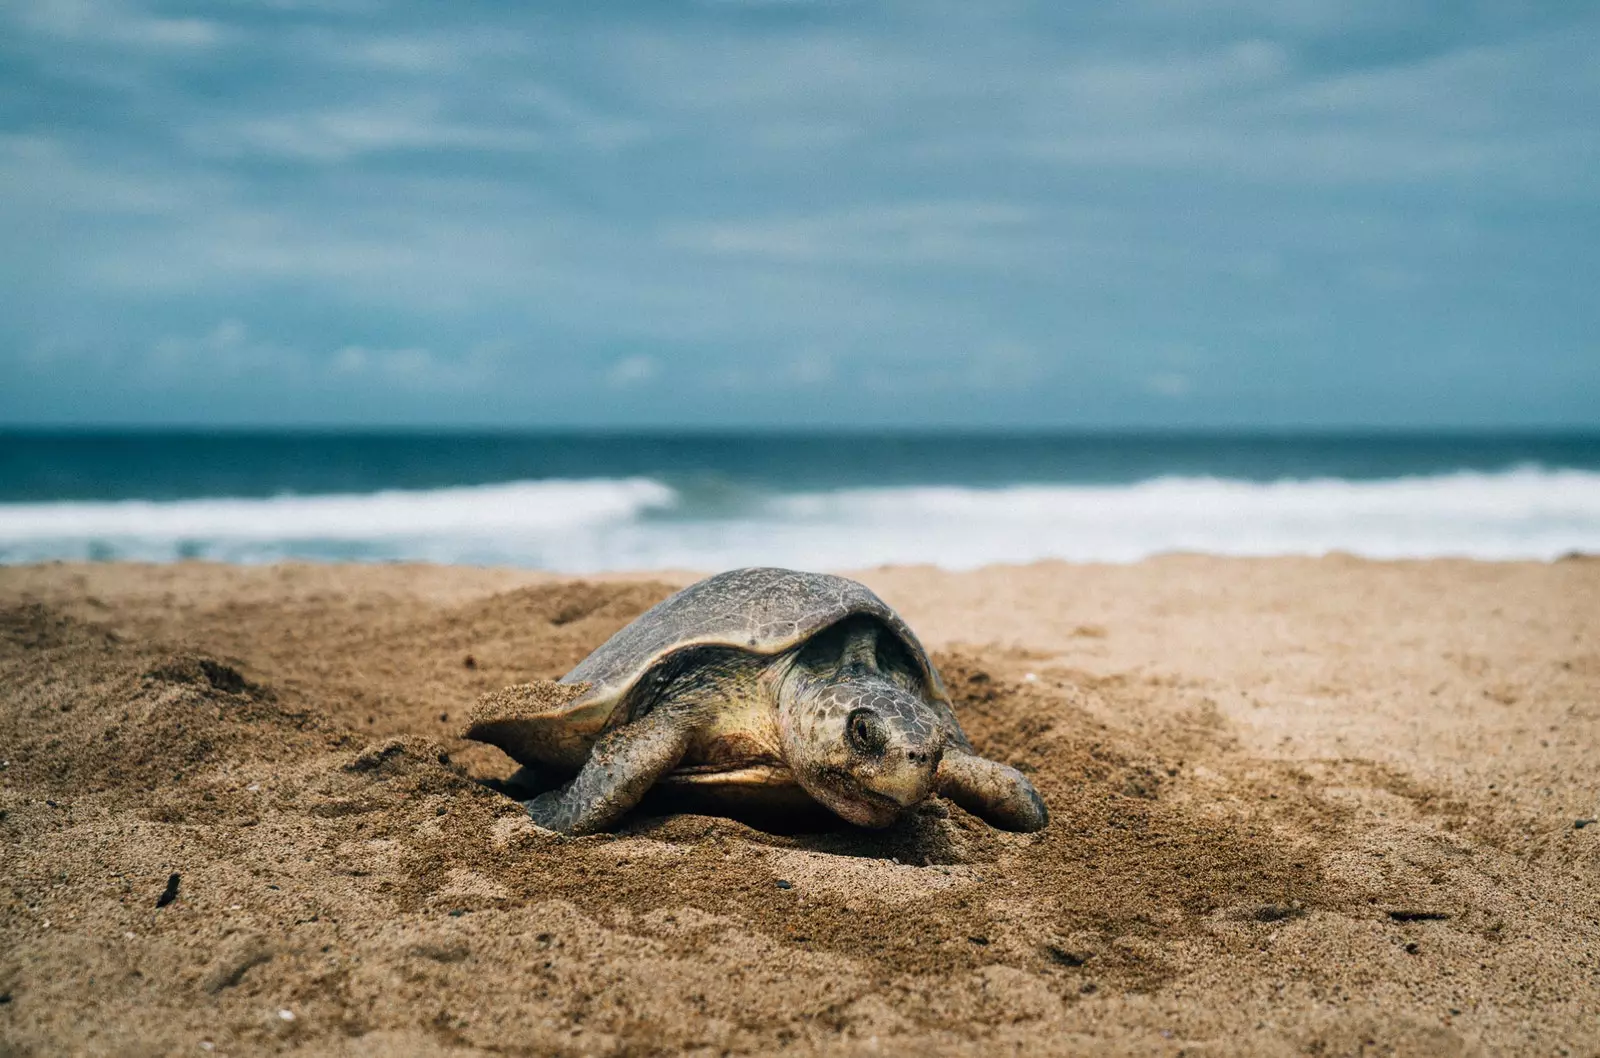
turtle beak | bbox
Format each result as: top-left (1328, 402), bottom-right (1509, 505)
top-left (876, 742), bottom-right (943, 808)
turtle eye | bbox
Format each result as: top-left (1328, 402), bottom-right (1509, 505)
top-left (845, 708), bottom-right (887, 756)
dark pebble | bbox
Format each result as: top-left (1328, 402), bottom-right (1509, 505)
top-left (775, 879), bottom-right (793, 890)
top-left (449, 909), bottom-right (467, 917)
top-left (1046, 945), bottom-right (1088, 967)
top-left (1254, 904), bottom-right (1304, 923)
top-left (1404, 941), bottom-right (1420, 954)
top-left (463, 656), bottom-right (476, 669)
top-left (1575, 819), bottom-right (1595, 830)
top-left (967, 935), bottom-right (990, 946)
top-left (1387, 910), bottom-right (1449, 922)
top-left (155, 872), bottom-right (180, 909)
top-left (436, 805), bottom-right (448, 816)
top-left (439, 712), bottom-right (450, 723)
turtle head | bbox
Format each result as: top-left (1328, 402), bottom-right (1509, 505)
top-left (777, 617), bottom-right (945, 828)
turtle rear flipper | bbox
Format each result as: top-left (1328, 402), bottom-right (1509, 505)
top-left (463, 680), bottom-right (604, 771)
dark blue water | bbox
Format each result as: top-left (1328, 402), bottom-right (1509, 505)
top-left (3, 430), bottom-right (1598, 568)
top-left (4, 430), bottom-right (1598, 503)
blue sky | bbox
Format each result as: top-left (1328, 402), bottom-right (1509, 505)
top-left (2, 0), bottom-right (1597, 429)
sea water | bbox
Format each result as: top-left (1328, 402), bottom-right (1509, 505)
top-left (1, 431), bottom-right (1597, 569)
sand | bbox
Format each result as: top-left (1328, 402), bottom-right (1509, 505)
top-left (1, 557), bottom-right (1597, 1057)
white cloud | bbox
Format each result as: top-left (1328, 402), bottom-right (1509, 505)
top-left (666, 201), bottom-right (1037, 266)
top-left (148, 320), bottom-right (285, 381)
top-left (1022, 27), bottom-right (1599, 194)
top-left (1146, 372), bottom-right (1191, 398)
top-left (17, 0), bottom-right (228, 49)
top-left (606, 356), bottom-right (659, 387)
top-left (0, 135), bottom-right (199, 216)
top-left (337, 37), bottom-right (467, 74)
top-left (198, 103), bottom-right (544, 162)
top-left (787, 353), bottom-right (835, 386)
top-left (332, 345), bottom-right (440, 385)
top-left (1051, 40), bottom-right (1292, 116)
top-left (133, 323), bottom-right (496, 394)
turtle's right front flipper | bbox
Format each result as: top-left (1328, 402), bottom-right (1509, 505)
top-left (524, 707), bottom-right (691, 835)
top-left (935, 750), bottom-right (1048, 832)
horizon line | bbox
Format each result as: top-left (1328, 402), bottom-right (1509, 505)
top-left (5, 424), bottom-right (1600, 439)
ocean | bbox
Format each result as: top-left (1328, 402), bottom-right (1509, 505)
top-left (2, 431), bottom-right (1597, 570)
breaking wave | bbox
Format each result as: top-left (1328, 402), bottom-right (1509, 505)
top-left (1, 467), bottom-right (1596, 569)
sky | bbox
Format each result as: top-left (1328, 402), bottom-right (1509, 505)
top-left (2, 0), bottom-right (1597, 430)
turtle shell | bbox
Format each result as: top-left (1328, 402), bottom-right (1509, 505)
top-left (566, 567), bottom-right (949, 707)
top-left (464, 567), bottom-right (954, 772)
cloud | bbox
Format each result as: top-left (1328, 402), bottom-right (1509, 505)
top-left (606, 356), bottom-right (659, 388)
top-left (333, 36), bottom-right (469, 74)
top-left (1, 1), bottom-right (1596, 427)
top-left (1021, 26), bottom-right (1598, 194)
top-left (1146, 372), bottom-right (1191, 398)
top-left (0, 135), bottom-right (196, 216)
top-left (148, 320), bottom-right (282, 381)
top-left (331, 345), bottom-right (445, 386)
top-left (665, 201), bottom-right (1037, 266)
top-left (786, 353), bottom-right (834, 386)
top-left (17, 0), bottom-right (229, 49)
top-left (200, 103), bottom-right (545, 162)
top-left (1050, 39), bottom-right (1292, 116)
top-left (124, 322), bottom-right (496, 397)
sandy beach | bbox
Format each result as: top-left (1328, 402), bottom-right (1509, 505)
top-left (1, 557), bottom-right (1597, 1056)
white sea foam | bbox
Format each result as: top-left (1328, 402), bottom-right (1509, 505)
top-left (0, 478), bottom-right (676, 566)
top-left (1, 467), bottom-right (1596, 569)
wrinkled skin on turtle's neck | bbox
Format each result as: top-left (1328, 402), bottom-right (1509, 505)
top-left (774, 616), bottom-right (947, 827)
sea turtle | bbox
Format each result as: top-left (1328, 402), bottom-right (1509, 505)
top-left (464, 567), bottom-right (1047, 835)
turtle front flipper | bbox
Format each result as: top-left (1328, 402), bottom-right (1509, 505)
top-left (524, 707), bottom-right (692, 835)
top-left (935, 750), bottom-right (1048, 832)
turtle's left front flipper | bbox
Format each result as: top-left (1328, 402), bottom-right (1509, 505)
top-left (524, 707), bottom-right (691, 835)
top-left (935, 750), bottom-right (1048, 832)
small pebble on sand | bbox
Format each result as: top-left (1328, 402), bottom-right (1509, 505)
top-left (278, 1009), bottom-right (296, 1021)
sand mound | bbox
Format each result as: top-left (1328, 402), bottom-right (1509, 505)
top-left (2, 560), bottom-right (1597, 1055)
